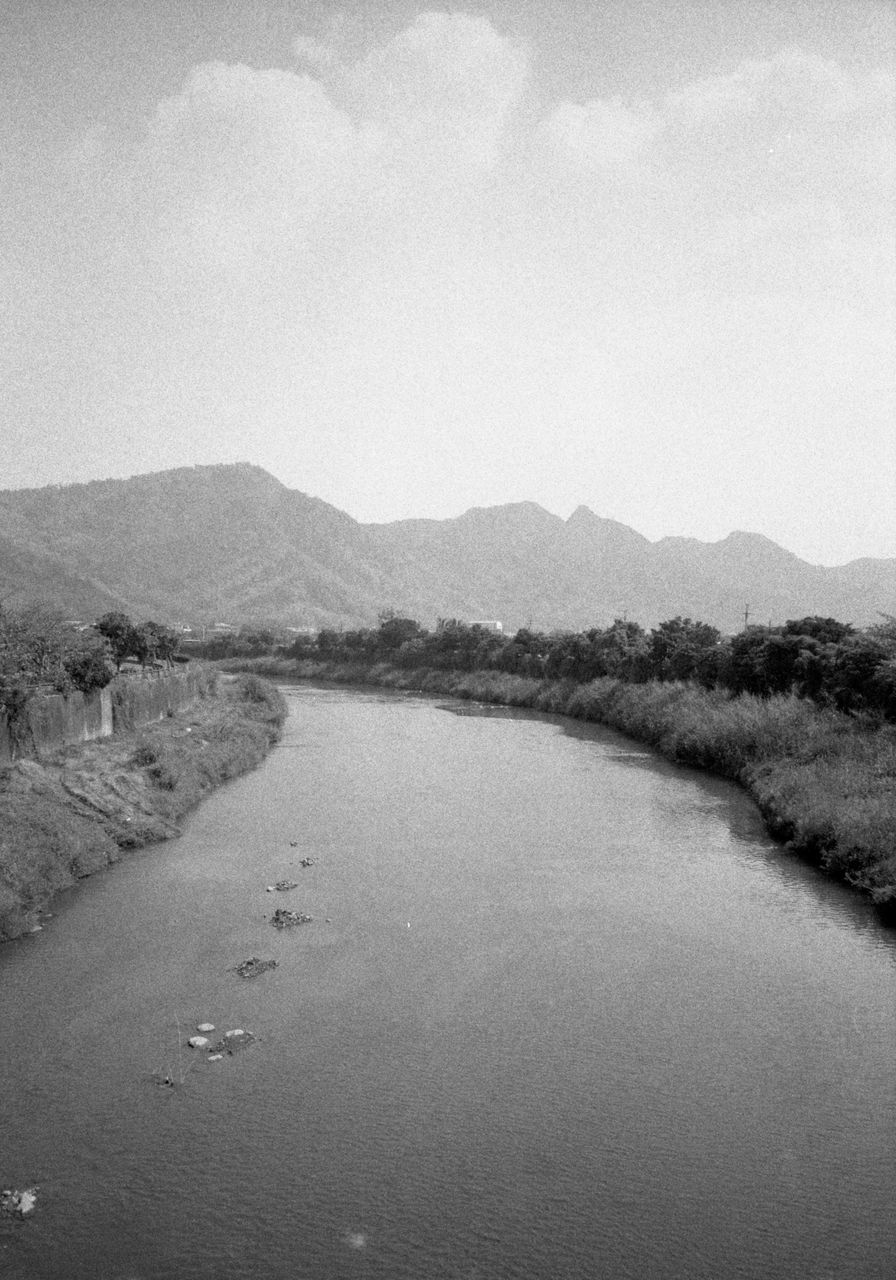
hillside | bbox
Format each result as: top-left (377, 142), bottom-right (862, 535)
top-left (0, 464), bottom-right (892, 632)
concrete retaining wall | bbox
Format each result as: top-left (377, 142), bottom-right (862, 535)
top-left (0, 710), bottom-right (11, 765)
top-left (1, 668), bottom-right (205, 761)
top-left (25, 686), bottom-right (114, 755)
top-left (110, 668), bottom-right (205, 732)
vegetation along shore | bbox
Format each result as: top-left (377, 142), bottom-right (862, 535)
top-left (220, 611), bottom-right (896, 919)
top-left (0, 663), bottom-right (286, 943)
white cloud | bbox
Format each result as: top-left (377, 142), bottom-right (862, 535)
top-left (668, 48), bottom-right (892, 124)
top-left (538, 97), bottom-right (658, 169)
top-left (46, 19), bottom-right (892, 560)
top-left (341, 11), bottom-right (529, 167)
top-left (293, 33), bottom-right (340, 72)
top-left (664, 49), bottom-right (896, 206)
top-left (133, 60), bottom-right (367, 268)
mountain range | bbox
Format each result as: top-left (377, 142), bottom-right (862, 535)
top-left (0, 463), bottom-right (892, 634)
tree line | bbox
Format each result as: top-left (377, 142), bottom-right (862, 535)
top-left (0, 607), bottom-right (182, 718)
top-left (286, 611), bottom-right (896, 721)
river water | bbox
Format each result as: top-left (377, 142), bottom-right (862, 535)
top-left (1, 685), bottom-right (894, 1279)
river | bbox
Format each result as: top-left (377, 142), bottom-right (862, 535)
top-left (1, 684), bottom-right (894, 1279)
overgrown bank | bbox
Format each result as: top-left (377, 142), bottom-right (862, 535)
top-left (0, 673), bottom-right (287, 942)
top-left (225, 656), bottom-right (896, 918)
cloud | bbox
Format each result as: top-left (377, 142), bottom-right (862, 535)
top-left (667, 47), bottom-right (892, 124)
top-left (341, 11), bottom-right (529, 167)
top-left (536, 46), bottom-right (894, 212)
top-left (293, 33), bottom-right (340, 72)
top-left (55, 18), bottom-right (891, 554)
top-left (123, 12), bottom-right (531, 273)
top-left (133, 60), bottom-right (366, 267)
top-left (664, 49), bottom-right (895, 205)
top-left (538, 98), bottom-right (658, 169)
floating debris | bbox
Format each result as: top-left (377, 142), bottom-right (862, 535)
top-left (271, 908), bottom-right (313, 929)
top-left (207, 1053), bottom-right (224, 1062)
top-left (1, 1188), bottom-right (37, 1218)
top-left (299, 857), bottom-right (315, 868)
top-left (209, 1029), bottom-right (256, 1056)
top-left (234, 956), bottom-right (279, 980)
top-left (289, 840), bottom-right (299, 847)
top-left (273, 879), bottom-right (298, 891)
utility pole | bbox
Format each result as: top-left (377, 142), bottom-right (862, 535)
top-left (743, 603), bottom-right (750, 630)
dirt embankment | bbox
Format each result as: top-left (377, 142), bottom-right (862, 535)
top-left (0, 674), bottom-right (287, 943)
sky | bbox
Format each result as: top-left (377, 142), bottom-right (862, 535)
top-left (1, 0), bottom-right (894, 565)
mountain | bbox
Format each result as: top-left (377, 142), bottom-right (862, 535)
top-left (0, 463), bottom-right (892, 633)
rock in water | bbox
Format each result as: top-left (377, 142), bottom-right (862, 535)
top-left (196, 1022), bottom-right (215, 1033)
top-left (187, 1035), bottom-right (210, 1049)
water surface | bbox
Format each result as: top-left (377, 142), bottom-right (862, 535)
top-left (1, 686), bottom-right (894, 1278)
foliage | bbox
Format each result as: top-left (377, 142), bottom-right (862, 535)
top-left (275, 608), bottom-right (896, 722)
top-left (95, 612), bottom-right (180, 670)
top-left (0, 605), bottom-right (115, 717)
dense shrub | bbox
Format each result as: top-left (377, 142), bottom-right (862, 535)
top-left (278, 611), bottom-right (896, 722)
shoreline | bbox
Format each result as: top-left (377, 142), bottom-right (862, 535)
top-left (222, 656), bottom-right (896, 923)
top-left (0, 672), bottom-right (287, 943)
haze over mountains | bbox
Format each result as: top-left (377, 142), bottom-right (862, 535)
top-left (0, 464), bottom-right (892, 634)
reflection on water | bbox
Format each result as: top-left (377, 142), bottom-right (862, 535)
top-left (1, 683), bottom-right (894, 1280)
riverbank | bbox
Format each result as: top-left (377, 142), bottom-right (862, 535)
top-left (0, 672), bottom-right (287, 942)
top-left (223, 657), bottom-right (896, 918)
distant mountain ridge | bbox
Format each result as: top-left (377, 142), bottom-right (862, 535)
top-left (0, 463), bottom-right (892, 633)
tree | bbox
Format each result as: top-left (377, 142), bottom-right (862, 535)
top-left (95, 612), bottom-right (140, 670)
top-left (62, 637), bottom-right (114, 693)
top-left (648, 617), bottom-right (720, 683)
top-left (783, 616), bottom-right (854, 645)
top-left (376, 611), bottom-right (423, 651)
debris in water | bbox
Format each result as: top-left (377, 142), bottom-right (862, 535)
top-left (234, 956), bottom-right (278, 979)
top-left (271, 908), bottom-right (313, 928)
top-left (1, 1188), bottom-right (38, 1218)
top-left (209, 1029), bottom-right (256, 1056)
top-left (299, 857), bottom-right (315, 868)
top-left (273, 880), bottom-right (298, 891)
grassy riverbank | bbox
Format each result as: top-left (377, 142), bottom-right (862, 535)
top-left (224, 656), bottom-right (896, 917)
top-left (0, 673), bottom-right (287, 943)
